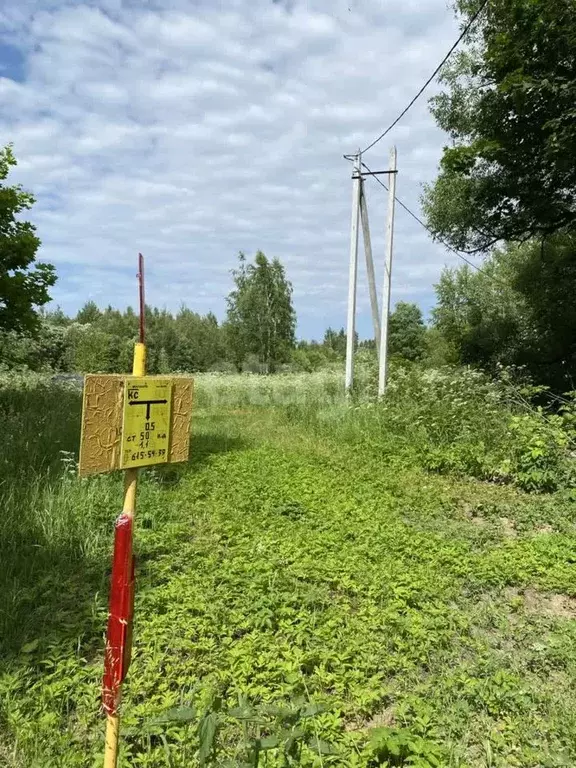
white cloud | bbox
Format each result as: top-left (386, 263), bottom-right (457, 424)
top-left (0, 0), bottom-right (469, 338)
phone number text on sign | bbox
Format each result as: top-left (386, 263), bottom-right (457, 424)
top-left (121, 378), bottom-right (173, 468)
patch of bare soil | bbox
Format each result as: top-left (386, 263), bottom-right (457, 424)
top-left (535, 524), bottom-right (554, 535)
top-left (506, 587), bottom-right (576, 619)
top-left (499, 517), bottom-right (517, 538)
top-left (345, 706), bottom-right (396, 732)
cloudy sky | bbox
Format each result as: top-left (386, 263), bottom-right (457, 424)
top-left (0, 0), bottom-right (465, 340)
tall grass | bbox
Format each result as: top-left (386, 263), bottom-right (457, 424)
top-left (194, 364), bottom-right (576, 493)
top-left (276, 364), bottom-right (576, 493)
top-left (193, 370), bottom-right (345, 409)
top-left (1, 364), bottom-right (573, 653)
top-left (0, 375), bottom-right (126, 655)
top-left (0, 370), bottom-right (345, 654)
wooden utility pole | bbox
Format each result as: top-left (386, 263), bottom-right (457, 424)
top-left (359, 181), bottom-right (381, 350)
top-left (345, 152), bottom-right (362, 396)
top-left (378, 146), bottom-right (398, 396)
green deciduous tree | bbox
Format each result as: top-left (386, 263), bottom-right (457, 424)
top-left (76, 301), bottom-right (102, 325)
top-left (0, 145), bottom-right (56, 332)
top-left (323, 327), bottom-right (350, 357)
top-left (433, 256), bottom-right (526, 368)
top-left (423, 0), bottom-right (576, 252)
top-left (0, 320), bottom-right (70, 372)
top-left (291, 338), bottom-right (341, 372)
top-left (432, 234), bottom-right (576, 391)
top-left (67, 326), bottom-right (118, 373)
top-left (173, 308), bottom-right (224, 372)
top-left (42, 306), bottom-right (71, 327)
top-left (423, 327), bottom-right (460, 367)
top-left (388, 302), bottom-right (426, 361)
top-left (226, 251), bottom-right (296, 372)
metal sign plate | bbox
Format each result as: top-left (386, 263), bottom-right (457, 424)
top-left (79, 375), bottom-right (193, 477)
top-left (120, 378), bottom-right (172, 469)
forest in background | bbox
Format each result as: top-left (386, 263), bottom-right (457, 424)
top-left (0, 292), bottom-right (429, 375)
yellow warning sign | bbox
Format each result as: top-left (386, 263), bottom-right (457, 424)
top-left (79, 375), bottom-right (193, 477)
top-left (121, 378), bottom-right (173, 469)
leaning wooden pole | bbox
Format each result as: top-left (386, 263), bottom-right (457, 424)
top-left (359, 181), bottom-right (381, 351)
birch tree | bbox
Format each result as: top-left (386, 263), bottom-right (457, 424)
top-left (226, 251), bottom-right (296, 372)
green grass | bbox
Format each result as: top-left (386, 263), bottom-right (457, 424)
top-left (2, 372), bottom-right (576, 766)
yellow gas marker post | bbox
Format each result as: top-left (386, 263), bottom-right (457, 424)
top-left (103, 341), bottom-right (145, 768)
top-left (78, 256), bottom-right (193, 768)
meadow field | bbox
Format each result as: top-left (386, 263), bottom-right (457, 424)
top-left (2, 368), bottom-right (576, 767)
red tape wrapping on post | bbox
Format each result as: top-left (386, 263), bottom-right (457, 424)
top-left (102, 513), bottom-right (135, 716)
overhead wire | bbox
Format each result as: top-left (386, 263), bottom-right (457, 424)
top-left (359, 159), bottom-right (505, 284)
top-left (357, 0), bottom-right (490, 156)
top-left (342, 1), bottom-right (500, 285)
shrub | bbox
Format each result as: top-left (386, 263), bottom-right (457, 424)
top-left (268, 363), bottom-right (576, 494)
top-left (498, 411), bottom-right (574, 492)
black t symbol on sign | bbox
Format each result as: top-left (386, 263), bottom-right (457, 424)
top-left (129, 399), bottom-right (168, 420)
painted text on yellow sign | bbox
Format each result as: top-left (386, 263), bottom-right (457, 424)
top-left (121, 378), bottom-right (172, 468)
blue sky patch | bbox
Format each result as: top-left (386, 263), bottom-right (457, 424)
top-left (0, 40), bottom-right (26, 83)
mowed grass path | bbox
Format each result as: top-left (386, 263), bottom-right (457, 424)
top-left (2, 393), bottom-right (576, 766)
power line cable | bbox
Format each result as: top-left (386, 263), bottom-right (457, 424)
top-left (358, 0), bottom-right (489, 155)
top-left (359, 160), bottom-right (505, 283)
top-left (363, 163), bottom-right (480, 269)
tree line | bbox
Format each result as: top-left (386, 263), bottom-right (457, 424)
top-left (0, 290), bottom-right (429, 375)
